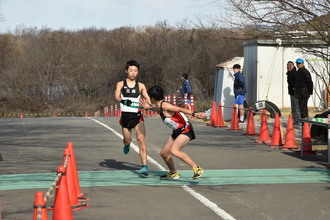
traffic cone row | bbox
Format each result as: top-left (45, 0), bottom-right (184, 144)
top-left (33, 142), bottom-right (90, 220)
top-left (208, 102), bottom-right (312, 152)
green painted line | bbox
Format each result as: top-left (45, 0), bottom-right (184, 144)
top-left (0, 168), bottom-right (329, 191)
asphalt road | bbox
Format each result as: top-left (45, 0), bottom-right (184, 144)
top-left (0, 116), bottom-right (329, 220)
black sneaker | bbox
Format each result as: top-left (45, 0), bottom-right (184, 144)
top-left (239, 120), bottom-right (245, 123)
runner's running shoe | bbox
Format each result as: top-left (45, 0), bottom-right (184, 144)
top-left (160, 171), bottom-right (180, 180)
top-left (192, 165), bottom-right (203, 180)
top-left (140, 165), bottom-right (149, 177)
top-left (123, 145), bottom-right (130, 154)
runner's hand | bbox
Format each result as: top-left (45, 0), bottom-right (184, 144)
top-left (195, 112), bottom-right (206, 119)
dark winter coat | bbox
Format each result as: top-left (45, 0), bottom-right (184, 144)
top-left (233, 72), bottom-right (247, 97)
top-left (294, 67), bottom-right (313, 99)
top-left (286, 68), bottom-right (297, 96)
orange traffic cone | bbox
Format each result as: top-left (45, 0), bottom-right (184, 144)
top-left (228, 104), bottom-right (241, 131)
top-left (85, 112), bottom-right (88, 117)
top-left (63, 148), bottom-right (90, 210)
top-left (67, 142), bottom-right (89, 201)
top-left (281, 114), bottom-right (298, 150)
top-left (53, 113), bottom-right (56, 118)
top-left (298, 120), bottom-right (316, 155)
top-left (20, 113), bottom-right (23, 118)
top-left (33, 191), bottom-right (48, 220)
top-left (207, 101), bottom-right (217, 126)
top-left (255, 110), bottom-right (271, 143)
top-left (214, 103), bottom-right (226, 128)
top-left (244, 107), bottom-right (256, 135)
top-left (53, 166), bottom-right (73, 220)
top-left (268, 113), bottom-right (283, 148)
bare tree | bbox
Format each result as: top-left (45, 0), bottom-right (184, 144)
top-left (213, 0), bottom-right (329, 57)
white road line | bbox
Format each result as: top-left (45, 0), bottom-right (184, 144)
top-left (88, 117), bottom-right (236, 220)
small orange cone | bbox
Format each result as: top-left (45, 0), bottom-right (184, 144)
top-left (85, 112), bottom-right (88, 117)
top-left (214, 103), bottom-right (226, 128)
top-left (297, 120), bottom-right (316, 155)
top-left (53, 166), bottom-right (73, 220)
top-left (207, 101), bottom-right (217, 126)
top-left (33, 191), bottom-right (48, 220)
top-left (20, 113), bottom-right (23, 118)
top-left (244, 107), bottom-right (256, 135)
top-left (53, 113), bottom-right (56, 118)
top-left (281, 114), bottom-right (298, 150)
top-left (255, 110), bottom-right (271, 143)
top-left (228, 104), bottom-right (241, 131)
top-left (268, 113), bottom-right (283, 147)
top-left (67, 142), bottom-right (89, 201)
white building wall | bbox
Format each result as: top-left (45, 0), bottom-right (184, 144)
top-left (214, 57), bottom-right (244, 120)
top-left (242, 40), bottom-right (329, 109)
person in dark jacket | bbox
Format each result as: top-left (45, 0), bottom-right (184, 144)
top-left (233, 64), bottom-right (247, 122)
top-left (286, 61), bottom-right (300, 125)
top-left (177, 73), bottom-right (192, 111)
top-left (294, 58), bottom-right (313, 118)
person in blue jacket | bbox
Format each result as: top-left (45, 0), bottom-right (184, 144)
top-left (233, 64), bottom-right (247, 123)
top-left (177, 73), bottom-right (192, 111)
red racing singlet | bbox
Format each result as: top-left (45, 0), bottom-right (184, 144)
top-left (159, 101), bottom-right (189, 130)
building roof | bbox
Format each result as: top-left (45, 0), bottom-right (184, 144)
top-left (216, 57), bottom-right (243, 69)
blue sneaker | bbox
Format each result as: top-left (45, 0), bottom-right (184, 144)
top-left (123, 145), bottom-right (130, 154)
top-left (140, 165), bottom-right (149, 177)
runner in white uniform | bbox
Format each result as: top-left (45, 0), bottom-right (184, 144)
top-left (114, 60), bottom-right (151, 177)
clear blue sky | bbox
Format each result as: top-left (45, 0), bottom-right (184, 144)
top-left (0, 0), bottom-right (219, 33)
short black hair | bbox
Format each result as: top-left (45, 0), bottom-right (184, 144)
top-left (125, 60), bottom-right (140, 70)
top-left (148, 86), bottom-right (165, 101)
top-left (181, 73), bottom-right (188, 79)
top-left (287, 61), bottom-right (294, 65)
top-left (233, 64), bottom-right (241, 69)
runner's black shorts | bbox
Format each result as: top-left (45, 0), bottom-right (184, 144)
top-left (119, 112), bottom-right (144, 129)
top-left (171, 122), bottom-right (195, 140)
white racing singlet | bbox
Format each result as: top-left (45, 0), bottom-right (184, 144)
top-left (120, 80), bottom-right (142, 113)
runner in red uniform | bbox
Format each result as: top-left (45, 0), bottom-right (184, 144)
top-left (143, 86), bottom-right (205, 180)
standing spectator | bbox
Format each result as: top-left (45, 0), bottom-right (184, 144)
top-left (177, 73), bottom-right (192, 111)
top-left (233, 64), bottom-right (247, 123)
top-left (286, 61), bottom-right (300, 125)
top-left (294, 58), bottom-right (313, 118)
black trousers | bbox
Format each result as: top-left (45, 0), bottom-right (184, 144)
top-left (297, 98), bottom-right (309, 118)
